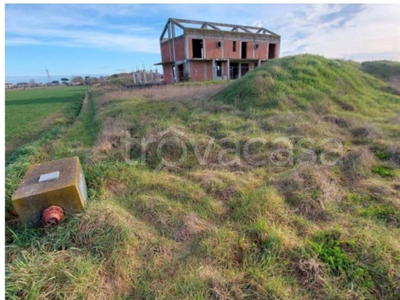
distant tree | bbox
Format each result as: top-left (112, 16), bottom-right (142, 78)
top-left (61, 78), bottom-right (69, 85)
top-left (107, 78), bottom-right (124, 86)
top-left (52, 80), bottom-right (60, 85)
top-left (29, 79), bottom-right (36, 87)
top-left (89, 77), bottom-right (99, 85)
top-left (99, 76), bottom-right (106, 83)
top-left (71, 76), bottom-right (84, 85)
top-left (85, 76), bottom-right (91, 85)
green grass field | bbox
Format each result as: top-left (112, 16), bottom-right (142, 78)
top-left (5, 86), bottom-right (87, 155)
top-left (5, 55), bottom-right (400, 299)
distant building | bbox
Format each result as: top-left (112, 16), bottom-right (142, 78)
top-left (5, 83), bottom-right (13, 89)
top-left (16, 82), bottom-right (29, 88)
top-left (155, 18), bottom-right (281, 83)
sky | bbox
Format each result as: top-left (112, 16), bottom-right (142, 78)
top-left (5, 3), bottom-right (400, 84)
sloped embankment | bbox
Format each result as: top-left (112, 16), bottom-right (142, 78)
top-left (361, 60), bottom-right (400, 90)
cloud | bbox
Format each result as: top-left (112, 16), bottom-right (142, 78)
top-left (272, 4), bottom-right (400, 61)
top-left (5, 4), bottom-right (160, 53)
top-left (6, 28), bottom-right (160, 53)
top-left (6, 37), bottom-right (44, 46)
top-left (319, 4), bottom-right (366, 25)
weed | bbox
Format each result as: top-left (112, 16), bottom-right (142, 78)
top-left (375, 150), bottom-right (391, 160)
top-left (308, 231), bottom-right (352, 275)
top-left (372, 165), bottom-right (394, 177)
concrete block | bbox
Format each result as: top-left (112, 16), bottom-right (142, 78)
top-left (12, 156), bottom-right (87, 226)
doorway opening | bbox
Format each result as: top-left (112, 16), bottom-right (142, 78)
top-left (230, 63), bottom-right (239, 79)
top-left (268, 44), bottom-right (277, 59)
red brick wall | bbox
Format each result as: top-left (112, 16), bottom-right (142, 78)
top-left (163, 65), bottom-right (173, 83)
top-left (190, 61), bottom-right (205, 82)
top-left (161, 43), bottom-right (171, 62)
top-left (257, 42), bottom-right (268, 59)
top-left (161, 38), bottom-right (186, 62)
top-left (204, 39), bottom-right (223, 59)
top-left (168, 36), bottom-right (275, 62)
top-left (174, 38), bottom-right (185, 61)
top-left (206, 61), bottom-right (213, 80)
top-left (223, 40), bottom-right (241, 59)
top-left (187, 37), bottom-right (270, 61)
top-left (189, 61), bottom-right (213, 81)
top-left (194, 39), bottom-right (268, 60)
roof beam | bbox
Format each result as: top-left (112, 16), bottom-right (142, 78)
top-left (160, 19), bottom-right (171, 40)
top-left (171, 19), bottom-right (185, 30)
top-left (237, 26), bottom-right (251, 33)
top-left (167, 18), bottom-right (279, 37)
top-left (204, 22), bottom-right (220, 30)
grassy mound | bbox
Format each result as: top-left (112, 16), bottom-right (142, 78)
top-left (361, 60), bottom-right (400, 93)
top-left (218, 54), bottom-right (399, 112)
top-left (5, 55), bottom-right (400, 299)
top-left (361, 60), bottom-right (400, 82)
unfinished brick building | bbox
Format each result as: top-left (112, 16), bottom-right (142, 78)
top-left (155, 18), bottom-right (281, 83)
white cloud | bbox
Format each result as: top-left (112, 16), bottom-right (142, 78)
top-left (6, 4), bottom-right (160, 53)
top-left (6, 37), bottom-right (44, 46)
top-left (275, 4), bottom-right (400, 61)
top-left (6, 28), bottom-right (160, 53)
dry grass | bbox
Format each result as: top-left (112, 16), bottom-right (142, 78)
top-left (323, 115), bottom-right (352, 128)
top-left (90, 117), bottom-right (131, 161)
top-left (341, 146), bottom-right (377, 183)
top-left (350, 123), bottom-right (383, 139)
top-left (389, 77), bottom-right (400, 89)
top-left (95, 84), bottom-right (226, 108)
top-left (198, 265), bottom-right (232, 300)
top-left (293, 257), bottom-right (328, 295)
top-left (276, 165), bottom-right (343, 220)
top-left (174, 213), bottom-right (213, 242)
top-left (359, 178), bottom-right (399, 199)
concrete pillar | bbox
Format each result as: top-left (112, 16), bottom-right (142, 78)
top-left (221, 39), bottom-right (224, 59)
top-left (171, 23), bottom-right (176, 61)
top-left (212, 60), bottom-right (216, 80)
top-left (186, 60), bottom-right (191, 79)
top-left (185, 37), bottom-right (189, 59)
top-left (167, 24), bottom-right (172, 61)
top-left (204, 63), bottom-right (207, 81)
top-left (202, 38), bottom-right (206, 58)
top-left (238, 63), bottom-right (242, 79)
top-left (227, 59), bottom-right (230, 80)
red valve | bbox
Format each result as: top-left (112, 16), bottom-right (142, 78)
top-left (42, 206), bottom-right (64, 226)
